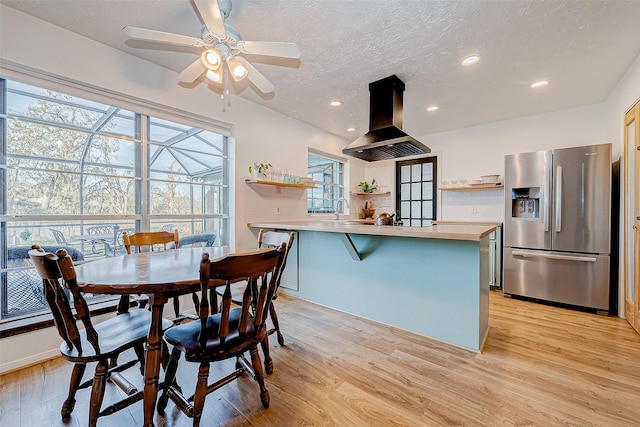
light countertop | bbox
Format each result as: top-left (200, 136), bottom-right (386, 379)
top-left (432, 220), bottom-right (503, 227)
top-left (247, 220), bottom-right (496, 241)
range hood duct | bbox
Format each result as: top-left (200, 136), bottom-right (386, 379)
top-left (342, 75), bottom-right (431, 162)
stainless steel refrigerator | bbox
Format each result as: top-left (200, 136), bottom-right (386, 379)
top-left (503, 143), bottom-right (611, 311)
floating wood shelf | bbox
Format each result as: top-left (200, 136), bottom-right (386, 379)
top-left (245, 179), bottom-right (316, 189)
top-left (440, 184), bottom-right (504, 191)
top-left (350, 192), bottom-right (391, 196)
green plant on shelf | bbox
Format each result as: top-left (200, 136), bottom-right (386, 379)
top-left (357, 179), bottom-right (377, 193)
top-left (249, 162), bottom-right (272, 178)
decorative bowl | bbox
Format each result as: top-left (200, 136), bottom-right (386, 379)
top-left (480, 174), bottom-right (500, 183)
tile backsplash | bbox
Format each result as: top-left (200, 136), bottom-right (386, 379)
top-left (440, 189), bottom-right (504, 222)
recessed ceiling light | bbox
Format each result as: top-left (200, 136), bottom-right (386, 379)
top-left (347, 127), bottom-right (357, 132)
top-left (426, 106), bottom-right (439, 112)
top-left (531, 80), bottom-right (549, 89)
top-left (461, 55), bottom-right (480, 66)
top-left (329, 100), bottom-right (342, 107)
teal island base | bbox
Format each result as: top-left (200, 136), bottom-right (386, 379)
top-left (271, 228), bottom-right (491, 352)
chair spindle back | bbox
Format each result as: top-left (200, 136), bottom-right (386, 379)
top-left (29, 245), bottom-right (100, 353)
top-left (123, 230), bottom-right (179, 254)
top-left (258, 230), bottom-right (295, 289)
top-left (197, 247), bottom-right (284, 347)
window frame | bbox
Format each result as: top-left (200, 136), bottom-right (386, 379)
top-left (307, 151), bottom-right (346, 214)
top-left (0, 73), bottom-right (232, 333)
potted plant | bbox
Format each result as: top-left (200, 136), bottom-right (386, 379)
top-left (249, 162), bottom-right (272, 180)
top-left (19, 230), bottom-right (32, 243)
top-left (357, 179), bottom-right (377, 193)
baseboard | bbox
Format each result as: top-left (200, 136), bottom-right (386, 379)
top-left (0, 349), bottom-right (60, 375)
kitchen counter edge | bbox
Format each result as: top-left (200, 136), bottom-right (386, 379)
top-left (247, 221), bottom-right (496, 241)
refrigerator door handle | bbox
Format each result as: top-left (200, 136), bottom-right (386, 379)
top-left (511, 250), bottom-right (596, 262)
top-left (543, 167), bottom-right (551, 232)
top-left (555, 166), bottom-right (562, 232)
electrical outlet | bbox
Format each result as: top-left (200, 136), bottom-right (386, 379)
top-left (470, 206), bottom-right (477, 214)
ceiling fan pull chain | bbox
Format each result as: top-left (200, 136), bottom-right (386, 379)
top-left (222, 67), bottom-right (230, 112)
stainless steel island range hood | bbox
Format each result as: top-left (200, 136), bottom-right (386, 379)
top-left (342, 75), bottom-right (431, 162)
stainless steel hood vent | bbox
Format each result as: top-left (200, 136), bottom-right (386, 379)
top-left (342, 75), bottom-right (431, 162)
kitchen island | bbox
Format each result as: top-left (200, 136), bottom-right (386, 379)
top-left (247, 221), bottom-right (496, 351)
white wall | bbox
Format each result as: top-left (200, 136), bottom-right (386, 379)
top-left (365, 101), bottom-right (612, 221)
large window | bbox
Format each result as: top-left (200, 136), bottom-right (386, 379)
top-left (0, 78), bottom-right (229, 321)
top-left (396, 158), bottom-right (437, 226)
top-left (307, 152), bottom-right (345, 214)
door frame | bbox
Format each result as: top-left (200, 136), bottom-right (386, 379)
top-left (623, 100), bottom-right (640, 333)
top-left (395, 157), bottom-right (437, 226)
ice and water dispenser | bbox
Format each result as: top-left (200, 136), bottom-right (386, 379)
top-left (511, 187), bottom-right (540, 219)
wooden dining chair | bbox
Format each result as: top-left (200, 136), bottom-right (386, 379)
top-left (28, 245), bottom-right (173, 427)
top-left (122, 230), bottom-right (189, 322)
top-left (157, 247), bottom-right (285, 427)
top-left (215, 230), bottom-right (295, 354)
top-left (122, 230), bottom-right (179, 254)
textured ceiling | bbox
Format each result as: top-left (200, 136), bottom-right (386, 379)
top-left (3, 0), bottom-right (640, 141)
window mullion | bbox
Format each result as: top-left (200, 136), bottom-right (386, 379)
top-left (138, 113), bottom-right (148, 232)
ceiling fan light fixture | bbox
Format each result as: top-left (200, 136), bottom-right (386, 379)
top-left (123, 0), bottom-right (298, 95)
top-left (201, 48), bottom-right (223, 71)
top-left (205, 68), bottom-right (223, 83)
top-left (227, 57), bottom-right (248, 81)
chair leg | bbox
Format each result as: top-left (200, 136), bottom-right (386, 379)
top-left (134, 341), bottom-right (146, 375)
top-left (158, 347), bottom-right (181, 414)
top-left (260, 333), bottom-right (274, 375)
top-left (191, 292), bottom-right (200, 313)
top-left (61, 362), bottom-right (86, 419)
top-left (88, 360), bottom-right (108, 427)
top-left (268, 301), bottom-right (284, 346)
top-left (161, 340), bottom-right (171, 370)
top-left (250, 346), bottom-right (270, 408)
top-left (172, 296), bottom-right (180, 319)
top-left (192, 361), bottom-right (211, 427)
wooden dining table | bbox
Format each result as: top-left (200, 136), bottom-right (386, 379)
top-left (74, 246), bottom-right (266, 427)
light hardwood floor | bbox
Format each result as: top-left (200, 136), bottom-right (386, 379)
top-left (1, 290), bottom-right (640, 426)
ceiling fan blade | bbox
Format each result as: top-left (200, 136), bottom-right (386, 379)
top-left (123, 26), bottom-right (204, 47)
top-left (177, 58), bottom-right (207, 83)
top-left (238, 41), bottom-right (301, 59)
top-left (194, 0), bottom-right (226, 35)
top-left (235, 57), bottom-right (275, 93)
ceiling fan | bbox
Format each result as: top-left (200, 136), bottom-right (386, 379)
top-left (123, 0), bottom-right (300, 94)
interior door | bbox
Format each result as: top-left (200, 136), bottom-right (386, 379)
top-left (636, 130), bottom-right (640, 333)
top-left (623, 100), bottom-right (639, 333)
